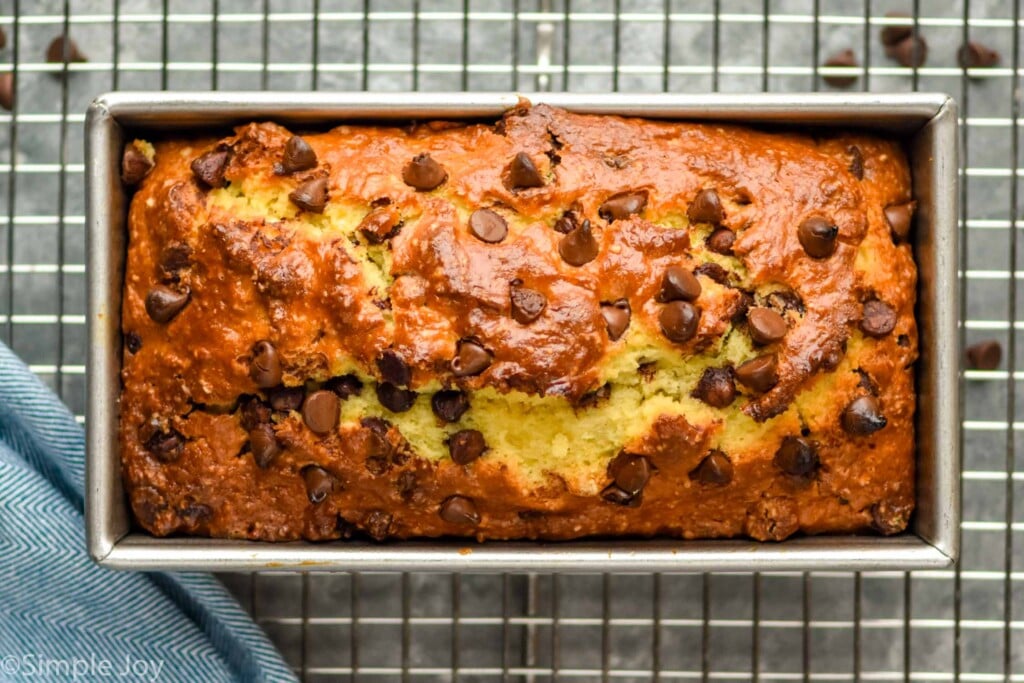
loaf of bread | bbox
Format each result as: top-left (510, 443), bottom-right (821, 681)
top-left (119, 101), bottom-right (917, 542)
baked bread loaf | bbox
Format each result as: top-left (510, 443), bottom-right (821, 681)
top-left (119, 102), bottom-right (917, 542)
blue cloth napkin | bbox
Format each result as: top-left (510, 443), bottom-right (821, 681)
top-left (0, 341), bottom-right (297, 683)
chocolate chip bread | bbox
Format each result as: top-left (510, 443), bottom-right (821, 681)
top-left (119, 102), bottom-right (917, 543)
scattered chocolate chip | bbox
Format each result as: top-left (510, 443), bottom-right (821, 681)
top-left (735, 354), bottom-right (779, 393)
top-left (884, 202), bottom-right (915, 242)
top-left (125, 331), bottom-right (142, 354)
top-left (239, 396), bottom-right (271, 431)
top-left (601, 299), bottom-right (631, 341)
top-left (449, 429), bottom-right (487, 465)
top-left (249, 340), bottom-right (282, 388)
top-left (705, 227), bottom-right (736, 255)
top-left (765, 289), bottom-right (805, 315)
top-left (302, 389), bottom-right (340, 436)
top-left (144, 285), bottom-right (190, 323)
top-left (841, 395), bottom-right (888, 436)
top-left (376, 382), bottom-right (418, 413)
top-left (747, 307), bottom-right (788, 345)
top-left (659, 301), bottom-right (700, 344)
top-left (558, 219), bottom-right (599, 267)
top-left (364, 510), bottom-right (393, 541)
top-left (507, 151), bottom-right (544, 189)
top-left (302, 465), bottom-right (337, 504)
top-left (0, 73), bottom-right (14, 112)
top-left (289, 176), bottom-right (328, 213)
top-left (689, 450), bottom-right (733, 486)
top-left (249, 424), bottom-right (282, 468)
top-left (451, 339), bottom-right (492, 377)
top-left (358, 206), bottom-right (402, 244)
top-left (847, 145), bottom-right (864, 179)
top-left (823, 49), bottom-right (859, 88)
top-left (439, 495), bottom-right (481, 525)
top-left (145, 429), bottom-right (185, 463)
top-left (887, 35), bottom-right (928, 68)
top-left (326, 374), bottom-right (363, 400)
top-left (402, 153), bottom-right (447, 191)
top-left (774, 436), bottom-right (819, 478)
top-left (397, 471), bottom-right (419, 500)
top-left (880, 12), bottom-right (913, 46)
top-left (966, 339), bottom-right (1002, 370)
top-left (377, 349), bottom-right (411, 387)
top-left (854, 368), bottom-right (880, 395)
top-left (159, 243), bottom-right (192, 278)
top-left (731, 291), bottom-right (755, 324)
top-left (608, 452), bottom-right (652, 496)
top-left (598, 191), bottom-right (648, 222)
top-left (693, 262), bottom-right (729, 285)
top-left (268, 385), bottom-right (304, 412)
top-left (657, 266), bottom-right (702, 303)
top-left (278, 135), bottom-right (317, 174)
top-left (553, 209), bottom-right (579, 234)
top-left (432, 390), bottom-right (470, 423)
top-left (693, 366), bottom-right (736, 408)
top-left (687, 188), bottom-right (724, 225)
top-left (860, 300), bottom-right (897, 338)
top-left (510, 284), bottom-right (546, 324)
top-left (191, 149), bottom-right (230, 189)
top-left (817, 346), bottom-right (844, 372)
top-left (798, 216), bottom-right (839, 259)
top-left (468, 209), bottom-right (508, 243)
top-left (121, 142), bottom-right (154, 186)
top-left (958, 41), bottom-right (1000, 69)
top-left (45, 35), bottom-right (87, 66)
top-left (600, 483), bottom-right (640, 507)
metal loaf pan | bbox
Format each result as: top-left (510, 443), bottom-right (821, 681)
top-left (86, 92), bottom-right (959, 572)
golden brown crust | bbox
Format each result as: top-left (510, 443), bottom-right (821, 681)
top-left (120, 104), bottom-right (917, 543)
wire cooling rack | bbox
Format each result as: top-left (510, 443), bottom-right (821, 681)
top-left (3, 0), bottom-right (1019, 680)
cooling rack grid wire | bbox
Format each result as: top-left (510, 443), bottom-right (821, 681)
top-left (6, 0), bottom-right (1020, 680)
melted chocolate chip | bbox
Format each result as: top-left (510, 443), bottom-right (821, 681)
top-left (432, 390), bottom-right (470, 423)
top-left (958, 41), bottom-right (1000, 69)
top-left (402, 153), bottom-right (447, 191)
top-left (765, 289), bottom-right (805, 315)
top-left (510, 284), bottom-right (546, 324)
top-left (847, 145), bottom-right (864, 179)
top-left (268, 385), bottom-right (304, 412)
top-left (302, 390), bottom-right (340, 436)
top-left (178, 502), bottom-right (212, 527)
top-left (747, 307), bottom-right (788, 345)
top-left (191, 149), bottom-right (230, 189)
top-left (397, 471), bottom-right (419, 501)
top-left (823, 49), bottom-right (859, 88)
top-left (326, 374), bottom-right (364, 400)
top-left (601, 299), bottom-right (631, 341)
top-left (239, 396), bottom-right (271, 431)
top-left (249, 424), bottom-right (282, 468)
top-left (507, 152), bottom-right (544, 189)
top-left (376, 382), bottom-right (418, 413)
top-left (966, 339), bottom-right (1002, 370)
top-left (659, 301), bottom-right (700, 344)
top-left (302, 465), bottom-right (337, 504)
top-left (884, 202), bottom-right (914, 242)
top-left (798, 216), bottom-right (839, 259)
top-left (598, 191), bottom-right (648, 222)
top-left (449, 429), bottom-right (487, 465)
top-left (693, 366), bottom-right (736, 408)
top-left (657, 266), bottom-right (701, 303)
top-left (553, 209), bottom-right (579, 234)
top-left (358, 206), bottom-right (402, 244)
top-left (842, 395), bottom-right (888, 436)
top-left (860, 300), bottom-right (897, 338)
top-left (364, 510), bottom-right (393, 541)
top-left (279, 135), bottom-right (317, 174)
top-left (870, 500), bottom-right (910, 536)
top-left (608, 452), bottom-right (652, 496)
top-left (705, 228), bottom-right (735, 255)
top-left (439, 495), bottom-right (481, 525)
top-left (377, 349), bottom-right (411, 387)
top-left (693, 262), bottom-right (729, 285)
top-left (468, 209), bottom-right (508, 243)
top-left (451, 339), bottom-right (492, 377)
top-left (144, 285), bottom-right (190, 323)
top-left (735, 354), bottom-right (779, 393)
top-left (121, 142), bottom-right (154, 186)
top-left (145, 429), bottom-right (185, 463)
top-left (249, 340), bottom-right (282, 388)
top-left (159, 243), bottom-right (192, 278)
top-left (774, 436), bottom-right (819, 477)
top-left (689, 450), bottom-right (733, 485)
top-left (687, 188), bottom-right (724, 224)
top-left (558, 219), bottom-right (599, 267)
top-left (125, 331), bottom-right (142, 354)
top-left (600, 483), bottom-right (640, 507)
top-left (289, 177), bottom-right (329, 213)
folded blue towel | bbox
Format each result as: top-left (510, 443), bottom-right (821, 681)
top-left (0, 341), bottom-right (297, 683)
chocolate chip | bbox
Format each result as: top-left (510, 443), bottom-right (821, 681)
top-left (377, 349), bottom-right (411, 387)
top-left (860, 300), bottom-right (897, 338)
top-left (730, 291), bottom-right (755, 324)
top-left (125, 331), bottom-right (142, 354)
top-left (958, 41), bottom-right (1000, 69)
top-left (847, 145), bottom-right (864, 179)
top-left (687, 189), bottom-right (724, 225)
top-left (239, 396), bottom-right (271, 431)
top-left (439, 495), bottom-right (481, 525)
top-left (278, 135), bottom-right (317, 174)
top-left (659, 301), bottom-right (700, 344)
top-left (302, 465), bottom-right (337, 504)
top-left (432, 390), bottom-right (470, 423)
top-left (397, 471), bottom-right (419, 501)
top-left (553, 209), bottom-right (580, 234)
top-left (302, 389), bottom-right (339, 436)
top-left (693, 366), bottom-right (736, 408)
top-left (468, 209), bottom-right (508, 243)
top-left (45, 35), bottom-right (87, 65)
top-left (765, 289), bottom-right (805, 315)
top-left (841, 395), bottom-right (888, 436)
top-left (880, 12), bottom-right (913, 46)
top-left (735, 354), bottom-right (779, 393)
top-left (144, 285), bottom-right (190, 323)
top-left (364, 510), bottom-right (393, 541)
top-left (600, 484), bottom-right (640, 507)
top-left (823, 49), bottom-right (859, 88)
top-left (326, 374), bottom-right (364, 399)
top-left (609, 452), bottom-right (652, 496)
top-left (884, 202), bottom-right (914, 242)
top-left (818, 345), bottom-right (844, 372)
top-left (249, 424), bottom-right (282, 468)
top-left (657, 266), bottom-right (701, 303)
top-left (601, 299), bottom-right (631, 341)
top-left (689, 450), bottom-right (733, 486)
top-left (693, 262), bottom-right (729, 285)
top-left (268, 385), bottom-right (304, 412)
top-left (121, 142), bottom-right (154, 186)
top-left (402, 153), bottom-right (447, 191)
top-left (191, 149), bottom-right (230, 189)
top-left (0, 73), bottom-right (14, 112)
top-left (598, 191), bottom-right (648, 222)
top-left (510, 284), bottom-right (546, 324)
top-left (179, 502), bottom-right (212, 527)
top-left (705, 227), bottom-right (736, 255)
top-left (887, 35), bottom-right (927, 68)
top-left (249, 340), bottom-right (282, 388)
top-left (0, 27), bottom-right (6, 50)
top-left (449, 429), bottom-right (487, 465)
top-left (747, 307), bottom-right (788, 345)
top-left (798, 216), bottom-right (838, 259)
top-left (774, 436), bottom-right (819, 477)
top-left (159, 243), bottom-right (192, 279)
top-left (358, 206), bottom-right (402, 244)
top-left (376, 382), bottom-right (418, 413)
top-left (558, 219), bottom-right (599, 267)
top-left (577, 383), bottom-right (611, 408)
top-left (507, 152), bottom-right (544, 189)
top-left (451, 339), bottom-right (492, 377)
top-left (966, 339), bottom-right (1002, 370)
top-left (145, 429), bottom-right (185, 463)
top-left (870, 500), bottom-right (910, 536)
top-left (289, 176), bottom-right (328, 213)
